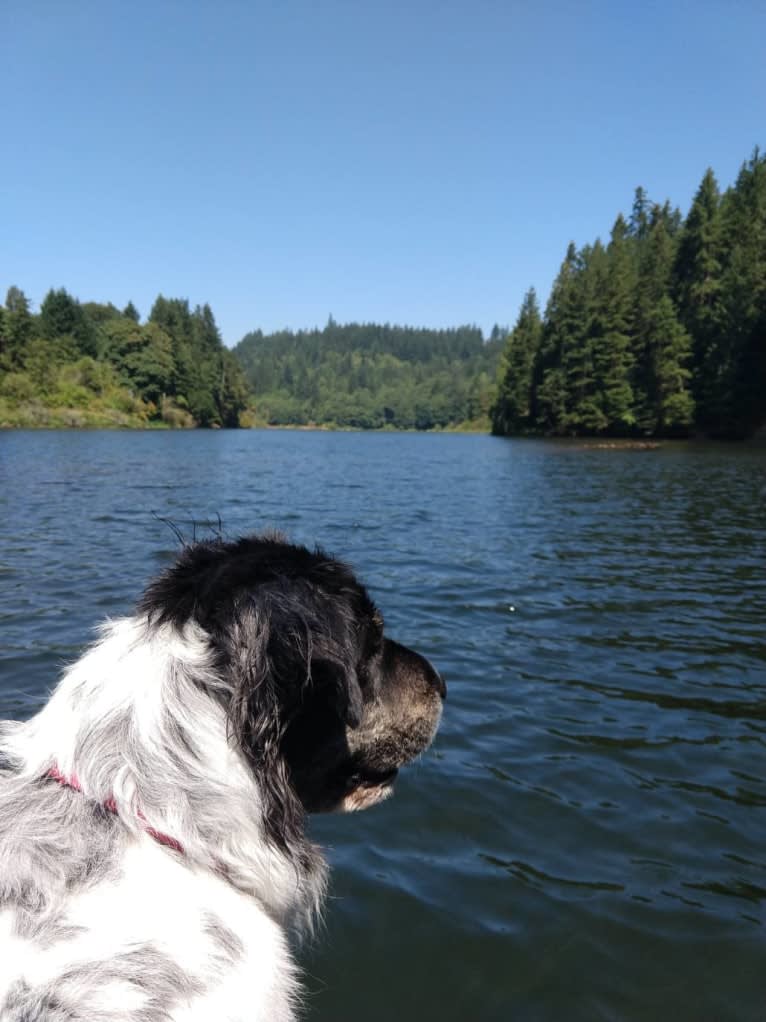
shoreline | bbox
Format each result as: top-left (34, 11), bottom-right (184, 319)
top-left (2, 422), bottom-right (763, 445)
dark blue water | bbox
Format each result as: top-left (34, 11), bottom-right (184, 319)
top-left (1, 430), bottom-right (765, 1021)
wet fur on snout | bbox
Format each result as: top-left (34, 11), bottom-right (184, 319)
top-left (0, 534), bottom-right (444, 1021)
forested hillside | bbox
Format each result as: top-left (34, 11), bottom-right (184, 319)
top-left (0, 290), bottom-right (248, 428)
top-left (4, 148), bottom-right (762, 437)
top-left (492, 149), bottom-right (766, 439)
top-left (233, 320), bottom-right (503, 429)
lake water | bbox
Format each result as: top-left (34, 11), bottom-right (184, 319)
top-left (1, 430), bottom-right (764, 1021)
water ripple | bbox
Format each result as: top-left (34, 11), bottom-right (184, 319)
top-left (2, 431), bottom-right (765, 1020)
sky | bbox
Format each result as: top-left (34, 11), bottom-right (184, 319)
top-left (1, 1), bottom-right (764, 346)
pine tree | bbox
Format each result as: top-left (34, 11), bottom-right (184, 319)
top-left (560, 242), bottom-right (609, 433)
top-left (189, 303), bottom-right (226, 426)
top-left (646, 295), bottom-right (695, 432)
top-left (595, 215), bottom-right (636, 431)
top-left (674, 168), bottom-right (724, 426)
top-left (2, 286), bottom-right (33, 368)
top-left (533, 243), bottom-right (582, 432)
top-left (629, 186), bottom-right (651, 241)
top-left (104, 319), bottom-right (175, 405)
top-left (149, 295), bottom-right (195, 405)
top-left (490, 288), bottom-right (541, 434)
top-left (716, 149), bottom-right (766, 436)
top-left (631, 212), bottom-right (679, 430)
top-left (39, 288), bottom-right (98, 357)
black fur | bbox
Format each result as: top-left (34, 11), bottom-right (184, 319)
top-left (139, 534), bottom-right (444, 854)
top-left (1, 533), bottom-right (444, 1020)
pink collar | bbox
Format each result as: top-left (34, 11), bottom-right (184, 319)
top-left (47, 765), bottom-right (185, 855)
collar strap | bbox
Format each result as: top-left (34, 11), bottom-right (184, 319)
top-left (47, 765), bottom-right (185, 855)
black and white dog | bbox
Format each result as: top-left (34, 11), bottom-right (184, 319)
top-left (0, 534), bottom-right (444, 1020)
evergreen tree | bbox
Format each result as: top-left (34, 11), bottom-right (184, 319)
top-left (39, 288), bottom-right (97, 357)
top-left (645, 295), bottom-right (695, 432)
top-left (234, 319), bottom-right (497, 429)
top-left (631, 212), bottom-right (679, 430)
top-left (149, 296), bottom-right (193, 345)
top-left (716, 148), bottom-right (766, 435)
top-left (629, 186), bottom-right (651, 241)
top-left (2, 286), bottom-right (34, 368)
top-left (490, 288), bottom-right (541, 434)
top-left (2, 146), bottom-right (764, 437)
top-left (104, 319), bottom-right (175, 405)
top-left (149, 295), bottom-right (195, 403)
top-left (675, 168), bottom-right (724, 425)
top-left (559, 242), bottom-right (608, 433)
top-left (596, 214), bottom-right (636, 430)
top-left (533, 242), bottom-right (581, 432)
top-left (218, 349), bottom-right (250, 428)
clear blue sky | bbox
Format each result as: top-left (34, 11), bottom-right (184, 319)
top-left (1, 1), bottom-right (764, 345)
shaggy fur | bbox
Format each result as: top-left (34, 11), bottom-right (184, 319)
top-left (0, 535), bottom-right (444, 1021)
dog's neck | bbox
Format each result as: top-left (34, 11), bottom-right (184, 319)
top-left (3, 616), bottom-right (326, 928)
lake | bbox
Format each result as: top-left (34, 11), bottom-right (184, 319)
top-left (1, 429), bottom-right (764, 1021)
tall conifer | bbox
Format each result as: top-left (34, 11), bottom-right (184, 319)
top-left (675, 168), bottom-right (724, 425)
top-left (534, 243), bottom-right (581, 432)
top-left (596, 215), bottom-right (636, 431)
top-left (717, 149), bottom-right (766, 435)
top-left (491, 288), bottom-right (541, 434)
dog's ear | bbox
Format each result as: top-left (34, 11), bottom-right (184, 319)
top-left (263, 583), bottom-right (365, 731)
top-left (222, 591), bottom-right (364, 849)
top-left (223, 598), bottom-right (308, 853)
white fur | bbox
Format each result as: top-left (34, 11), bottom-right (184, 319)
top-left (0, 617), bottom-right (325, 1021)
top-left (1, 840), bottom-right (297, 1020)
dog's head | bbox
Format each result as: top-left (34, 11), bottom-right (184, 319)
top-left (140, 534), bottom-right (444, 849)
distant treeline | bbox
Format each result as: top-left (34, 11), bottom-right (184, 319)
top-left (491, 149), bottom-right (766, 439)
top-left (233, 319), bottom-right (503, 429)
top-left (0, 290), bottom-right (248, 428)
top-left (3, 149), bottom-right (763, 436)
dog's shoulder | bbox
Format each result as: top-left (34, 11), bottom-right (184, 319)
top-left (0, 819), bottom-right (299, 1021)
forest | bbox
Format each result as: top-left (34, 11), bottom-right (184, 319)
top-left (233, 320), bottom-right (502, 430)
top-left (0, 292), bottom-right (500, 430)
top-left (0, 291), bottom-right (248, 428)
top-left (491, 149), bottom-right (766, 439)
top-left (2, 148), bottom-right (764, 436)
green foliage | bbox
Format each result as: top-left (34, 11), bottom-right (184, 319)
top-left (713, 149), bottom-right (766, 437)
top-left (3, 147), bottom-right (763, 438)
top-left (233, 322), bottom-right (500, 430)
top-left (1, 286), bottom-right (34, 369)
top-left (490, 288), bottom-right (540, 434)
top-left (494, 147), bottom-right (764, 439)
top-left (645, 295), bottom-right (695, 432)
top-left (39, 288), bottom-right (98, 357)
top-left (597, 215), bottom-right (636, 428)
top-left (104, 319), bottom-right (175, 404)
top-left (147, 297), bottom-right (249, 427)
top-left (0, 287), bottom-right (248, 429)
top-left (0, 355), bottom-right (152, 429)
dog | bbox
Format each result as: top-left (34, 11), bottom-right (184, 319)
top-left (0, 534), bottom-right (445, 1020)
